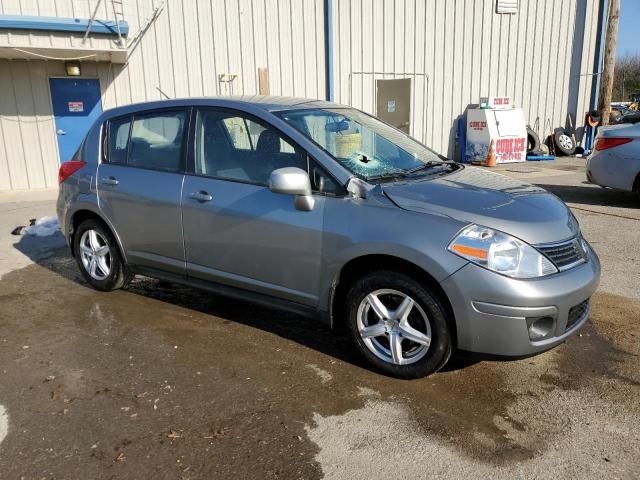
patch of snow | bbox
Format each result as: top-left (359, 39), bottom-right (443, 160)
top-left (21, 216), bottom-right (60, 237)
top-left (307, 364), bottom-right (332, 384)
top-left (356, 386), bottom-right (380, 398)
top-left (0, 405), bottom-right (7, 445)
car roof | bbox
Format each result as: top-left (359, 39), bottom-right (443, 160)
top-left (101, 95), bottom-right (344, 118)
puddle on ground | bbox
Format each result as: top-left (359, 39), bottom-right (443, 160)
top-left (0, 252), bottom-right (638, 478)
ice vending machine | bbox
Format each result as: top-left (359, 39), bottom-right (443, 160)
top-left (465, 97), bottom-right (527, 164)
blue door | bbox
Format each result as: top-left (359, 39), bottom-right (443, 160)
top-left (49, 78), bottom-right (102, 162)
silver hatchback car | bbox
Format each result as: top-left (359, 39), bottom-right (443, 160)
top-left (57, 96), bottom-right (600, 378)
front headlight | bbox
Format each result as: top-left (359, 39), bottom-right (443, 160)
top-left (448, 224), bottom-right (558, 279)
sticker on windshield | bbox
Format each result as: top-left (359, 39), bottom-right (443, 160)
top-left (387, 100), bottom-right (396, 113)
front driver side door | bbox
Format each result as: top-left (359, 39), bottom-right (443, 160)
top-left (181, 107), bottom-right (325, 306)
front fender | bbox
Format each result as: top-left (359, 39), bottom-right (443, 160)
top-left (318, 198), bottom-right (468, 312)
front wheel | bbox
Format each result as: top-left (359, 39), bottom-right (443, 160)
top-left (73, 219), bottom-right (130, 291)
top-left (345, 271), bottom-right (452, 379)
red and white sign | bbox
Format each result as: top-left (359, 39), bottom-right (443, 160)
top-left (480, 96), bottom-right (512, 109)
top-left (496, 137), bottom-right (526, 162)
top-left (68, 101), bottom-right (84, 112)
top-left (469, 121), bottom-right (487, 131)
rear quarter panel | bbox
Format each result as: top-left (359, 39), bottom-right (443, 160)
top-left (589, 125), bottom-right (640, 191)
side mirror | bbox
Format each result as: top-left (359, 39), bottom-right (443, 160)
top-left (269, 167), bottom-right (315, 211)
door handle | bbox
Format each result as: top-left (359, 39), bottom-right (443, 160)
top-left (100, 176), bottom-right (119, 186)
top-left (189, 190), bottom-right (213, 202)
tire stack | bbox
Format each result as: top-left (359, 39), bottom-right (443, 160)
top-left (526, 127), bottom-right (548, 156)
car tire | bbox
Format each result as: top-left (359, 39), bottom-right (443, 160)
top-left (345, 271), bottom-right (452, 379)
top-left (554, 128), bottom-right (576, 156)
top-left (526, 127), bottom-right (541, 154)
top-left (73, 219), bottom-right (131, 292)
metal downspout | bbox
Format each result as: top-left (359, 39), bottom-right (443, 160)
top-left (591, 0), bottom-right (608, 111)
top-left (324, 0), bottom-right (335, 101)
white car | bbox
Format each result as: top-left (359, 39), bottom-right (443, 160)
top-left (587, 122), bottom-right (640, 198)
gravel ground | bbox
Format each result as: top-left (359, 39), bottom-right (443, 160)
top-left (0, 160), bottom-right (638, 479)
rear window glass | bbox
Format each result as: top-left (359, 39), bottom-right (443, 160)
top-left (129, 111), bottom-right (186, 172)
top-left (105, 110), bottom-right (186, 172)
top-left (107, 117), bottom-right (131, 165)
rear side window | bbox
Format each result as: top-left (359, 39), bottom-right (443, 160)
top-left (105, 109), bottom-right (187, 172)
top-left (129, 111), bottom-right (186, 172)
top-left (107, 117), bottom-right (131, 164)
top-left (71, 138), bottom-right (86, 161)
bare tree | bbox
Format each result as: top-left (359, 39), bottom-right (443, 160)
top-left (613, 53), bottom-right (640, 102)
top-left (598, 0), bottom-right (620, 125)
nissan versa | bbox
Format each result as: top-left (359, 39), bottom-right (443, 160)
top-left (57, 97), bottom-right (600, 378)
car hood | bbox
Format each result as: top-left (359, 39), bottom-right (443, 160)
top-left (382, 166), bottom-right (578, 245)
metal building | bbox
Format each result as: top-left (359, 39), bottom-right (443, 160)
top-left (0, 0), bottom-right (604, 192)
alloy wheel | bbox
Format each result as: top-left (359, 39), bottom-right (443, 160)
top-left (558, 134), bottom-right (573, 150)
top-left (356, 289), bottom-right (432, 365)
top-left (79, 229), bottom-right (112, 281)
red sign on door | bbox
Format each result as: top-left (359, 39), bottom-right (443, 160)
top-left (68, 101), bottom-right (84, 112)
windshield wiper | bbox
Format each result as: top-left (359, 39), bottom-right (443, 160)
top-left (405, 161), bottom-right (447, 175)
top-left (366, 170), bottom-right (409, 182)
top-left (367, 161), bottom-right (450, 182)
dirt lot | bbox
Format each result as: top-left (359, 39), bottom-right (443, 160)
top-left (0, 159), bottom-right (638, 479)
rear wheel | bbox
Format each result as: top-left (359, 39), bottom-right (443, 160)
top-left (345, 271), bottom-right (452, 378)
top-left (73, 219), bottom-right (130, 291)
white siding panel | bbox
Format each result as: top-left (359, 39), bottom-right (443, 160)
top-left (0, 0), bottom-right (601, 190)
top-left (332, 0), bottom-right (602, 157)
top-left (0, 59), bottom-right (59, 190)
top-left (28, 61), bottom-right (59, 188)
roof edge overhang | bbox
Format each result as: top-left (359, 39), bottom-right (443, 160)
top-left (0, 15), bottom-right (128, 36)
top-left (0, 44), bottom-right (127, 63)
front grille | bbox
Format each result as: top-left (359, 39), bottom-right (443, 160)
top-left (567, 299), bottom-right (590, 331)
top-left (536, 238), bottom-right (587, 271)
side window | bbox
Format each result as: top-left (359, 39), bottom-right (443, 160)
top-left (222, 117), bottom-right (263, 150)
top-left (221, 117), bottom-right (294, 153)
top-left (195, 109), bottom-right (306, 185)
top-left (310, 163), bottom-right (344, 196)
top-left (127, 110), bottom-right (186, 172)
top-left (71, 138), bottom-right (86, 161)
top-left (107, 116), bottom-right (131, 164)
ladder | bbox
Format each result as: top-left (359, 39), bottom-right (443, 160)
top-left (110, 0), bottom-right (126, 47)
top-left (80, 0), bottom-right (126, 48)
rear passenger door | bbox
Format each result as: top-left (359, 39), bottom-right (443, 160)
top-left (98, 108), bottom-right (188, 275)
top-left (181, 108), bottom-right (339, 306)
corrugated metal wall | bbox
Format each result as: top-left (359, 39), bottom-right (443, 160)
top-left (0, 0), bottom-right (119, 51)
top-left (332, 0), bottom-right (602, 157)
top-left (0, 0), bottom-right (326, 191)
top-left (0, 0), bottom-right (601, 191)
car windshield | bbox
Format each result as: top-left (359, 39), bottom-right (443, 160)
top-left (276, 107), bottom-right (446, 181)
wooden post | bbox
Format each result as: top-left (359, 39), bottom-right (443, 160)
top-left (258, 68), bottom-right (269, 95)
top-left (597, 0), bottom-right (620, 125)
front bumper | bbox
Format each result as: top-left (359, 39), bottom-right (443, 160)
top-left (440, 251), bottom-right (601, 356)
